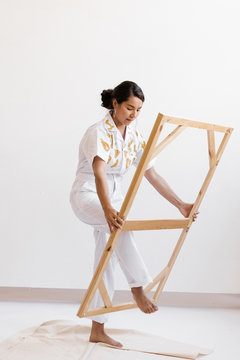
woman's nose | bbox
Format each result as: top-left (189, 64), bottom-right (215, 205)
top-left (130, 110), bottom-right (137, 118)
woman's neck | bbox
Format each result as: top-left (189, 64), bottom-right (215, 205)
top-left (111, 110), bottom-right (126, 139)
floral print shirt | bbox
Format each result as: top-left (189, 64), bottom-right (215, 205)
top-left (71, 111), bottom-right (155, 192)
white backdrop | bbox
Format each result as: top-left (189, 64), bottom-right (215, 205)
top-left (0, 0), bottom-right (239, 293)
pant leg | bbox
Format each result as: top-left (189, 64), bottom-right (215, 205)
top-left (70, 190), bottom-right (152, 323)
top-left (114, 230), bottom-right (152, 287)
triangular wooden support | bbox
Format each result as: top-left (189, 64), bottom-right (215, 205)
top-left (77, 113), bottom-right (233, 318)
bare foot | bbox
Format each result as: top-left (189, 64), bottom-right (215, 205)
top-left (131, 287), bottom-right (158, 314)
top-left (89, 321), bottom-right (123, 348)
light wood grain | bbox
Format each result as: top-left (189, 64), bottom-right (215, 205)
top-left (122, 219), bottom-right (189, 231)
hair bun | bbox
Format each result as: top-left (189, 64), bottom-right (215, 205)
top-left (101, 89), bottom-right (114, 109)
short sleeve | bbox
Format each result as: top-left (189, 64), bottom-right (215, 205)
top-left (133, 131), bottom-right (156, 170)
top-left (81, 126), bottom-right (111, 167)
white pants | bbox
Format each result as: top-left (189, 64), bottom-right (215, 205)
top-left (70, 175), bottom-right (152, 323)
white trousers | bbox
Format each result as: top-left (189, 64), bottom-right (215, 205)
top-left (70, 175), bottom-right (152, 323)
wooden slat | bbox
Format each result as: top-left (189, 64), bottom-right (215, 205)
top-left (207, 130), bottom-right (215, 168)
top-left (119, 113), bottom-right (165, 217)
top-left (151, 125), bottom-right (186, 160)
top-left (98, 279), bottom-right (112, 308)
top-left (189, 130), bottom-right (232, 216)
top-left (83, 302), bottom-right (138, 317)
top-left (122, 219), bottom-right (189, 231)
top-left (163, 115), bottom-right (233, 133)
top-left (152, 280), bottom-right (166, 303)
top-left (144, 266), bottom-right (170, 294)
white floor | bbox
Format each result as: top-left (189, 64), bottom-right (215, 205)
top-left (0, 301), bottom-right (240, 359)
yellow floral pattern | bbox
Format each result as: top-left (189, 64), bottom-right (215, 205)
top-left (101, 138), bottom-right (110, 151)
top-left (105, 120), bottom-right (114, 131)
top-left (115, 149), bottom-right (120, 158)
top-left (107, 133), bottom-right (113, 148)
top-left (111, 159), bottom-right (119, 168)
top-left (141, 140), bottom-right (146, 149)
top-left (99, 116), bottom-right (150, 172)
top-left (126, 158), bottom-right (131, 169)
top-left (128, 139), bottom-right (133, 150)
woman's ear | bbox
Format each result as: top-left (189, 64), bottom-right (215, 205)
top-left (112, 98), bottom-right (118, 109)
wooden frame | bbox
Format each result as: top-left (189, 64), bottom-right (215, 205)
top-left (77, 113), bottom-right (233, 318)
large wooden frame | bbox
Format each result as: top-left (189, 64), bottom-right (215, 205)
top-left (77, 113), bottom-right (233, 318)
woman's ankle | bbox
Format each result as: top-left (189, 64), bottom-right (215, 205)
top-left (131, 286), bottom-right (144, 294)
top-left (91, 320), bottom-right (105, 334)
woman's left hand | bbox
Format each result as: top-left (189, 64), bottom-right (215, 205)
top-left (178, 203), bottom-right (199, 221)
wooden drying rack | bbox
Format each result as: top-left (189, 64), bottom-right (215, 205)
top-left (77, 113), bottom-right (233, 318)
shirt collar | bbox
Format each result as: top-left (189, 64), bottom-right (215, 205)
top-left (103, 111), bottom-right (135, 133)
top-left (103, 111), bottom-right (118, 132)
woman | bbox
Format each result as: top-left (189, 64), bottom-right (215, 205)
top-left (70, 81), bottom-right (198, 348)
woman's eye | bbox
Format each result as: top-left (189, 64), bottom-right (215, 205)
top-left (127, 107), bottom-right (141, 112)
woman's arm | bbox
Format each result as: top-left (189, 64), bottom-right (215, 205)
top-left (92, 156), bottom-right (124, 232)
top-left (144, 167), bottom-right (198, 219)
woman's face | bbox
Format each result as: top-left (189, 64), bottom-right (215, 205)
top-left (112, 95), bottom-right (143, 128)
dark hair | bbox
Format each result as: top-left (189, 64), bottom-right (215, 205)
top-left (101, 80), bottom-right (145, 109)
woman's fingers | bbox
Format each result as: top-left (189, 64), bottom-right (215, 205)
top-left (105, 208), bottom-right (124, 232)
top-left (116, 212), bottom-right (124, 225)
top-left (192, 211), bottom-right (199, 221)
top-left (112, 212), bottom-right (125, 230)
top-left (111, 214), bottom-right (123, 229)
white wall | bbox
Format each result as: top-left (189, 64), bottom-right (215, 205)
top-left (0, 0), bottom-right (239, 293)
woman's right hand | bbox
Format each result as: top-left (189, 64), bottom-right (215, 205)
top-left (103, 205), bottom-right (124, 232)
top-left (92, 156), bottom-right (124, 232)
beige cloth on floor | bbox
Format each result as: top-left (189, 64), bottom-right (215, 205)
top-left (0, 319), bottom-right (213, 360)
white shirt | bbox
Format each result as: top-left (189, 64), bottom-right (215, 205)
top-left (71, 111), bottom-right (155, 193)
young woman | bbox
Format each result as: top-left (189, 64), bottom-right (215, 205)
top-left (70, 81), bottom-right (198, 348)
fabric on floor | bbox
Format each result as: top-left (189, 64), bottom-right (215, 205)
top-left (0, 319), bottom-right (213, 360)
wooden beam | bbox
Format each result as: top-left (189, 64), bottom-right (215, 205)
top-left (122, 219), bottom-right (189, 231)
top-left (190, 130), bottom-right (232, 215)
top-left (119, 113), bottom-right (165, 217)
top-left (207, 130), bottom-right (215, 168)
top-left (84, 302), bottom-right (138, 317)
top-left (163, 115), bottom-right (233, 133)
top-left (144, 266), bottom-right (170, 294)
top-left (98, 279), bottom-right (112, 308)
top-left (151, 125), bottom-right (186, 160)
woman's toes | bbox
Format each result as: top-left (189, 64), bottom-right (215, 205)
top-left (149, 303), bottom-right (158, 313)
top-left (112, 340), bottom-right (123, 348)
